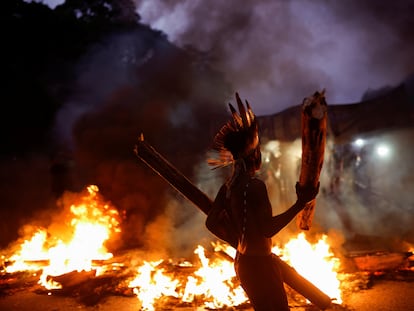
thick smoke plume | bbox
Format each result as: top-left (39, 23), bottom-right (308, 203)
top-left (0, 22), bottom-right (231, 254)
top-left (54, 30), bottom-right (232, 253)
top-left (135, 0), bottom-right (414, 115)
top-left (3, 1), bottom-right (414, 257)
top-left (132, 0), bottom-right (414, 250)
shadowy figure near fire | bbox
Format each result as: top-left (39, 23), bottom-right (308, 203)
top-left (206, 93), bottom-right (319, 311)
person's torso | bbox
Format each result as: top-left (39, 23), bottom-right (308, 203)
top-left (227, 176), bottom-right (272, 256)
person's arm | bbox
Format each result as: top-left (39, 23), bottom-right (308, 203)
top-left (255, 180), bottom-right (319, 237)
top-left (205, 185), bottom-right (235, 243)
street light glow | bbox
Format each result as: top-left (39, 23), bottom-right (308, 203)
top-left (353, 138), bottom-right (365, 147)
top-left (376, 144), bottom-right (391, 158)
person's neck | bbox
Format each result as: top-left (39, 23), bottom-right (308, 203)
top-left (237, 167), bottom-right (255, 179)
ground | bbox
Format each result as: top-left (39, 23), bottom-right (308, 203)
top-left (0, 277), bottom-right (413, 311)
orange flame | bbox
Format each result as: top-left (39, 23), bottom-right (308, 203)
top-left (274, 232), bottom-right (342, 304)
top-left (4, 185), bottom-right (121, 289)
top-left (181, 245), bottom-right (247, 309)
top-left (128, 234), bottom-right (342, 310)
top-left (128, 260), bottom-right (181, 311)
top-left (128, 245), bottom-right (248, 311)
top-left (2, 186), bottom-right (342, 309)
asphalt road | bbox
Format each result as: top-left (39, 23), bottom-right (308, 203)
top-left (0, 278), bottom-right (413, 311)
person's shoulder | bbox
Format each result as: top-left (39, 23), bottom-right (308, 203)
top-left (249, 176), bottom-right (266, 188)
top-left (247, 177), bottom-right (269, 199)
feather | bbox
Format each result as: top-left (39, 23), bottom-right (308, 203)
top-left (229, 103), bottom-right (242, 128)
top-left (236, 92), bottom-right (249, 128)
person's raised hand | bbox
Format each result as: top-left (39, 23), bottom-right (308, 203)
top-left (295, 182), bottom-right (320, 205)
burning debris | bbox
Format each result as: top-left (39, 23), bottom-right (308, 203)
top-left (1, 228), bottom-right (342, 310)
top-left (1, 124), bottom-right (413, 310)
top-left (1, 181), bottom-right (338, 310)
top-left (0, 181), bottom-right (413, 310)
top-left (130, 134), bottom-right (414, 310)
top-left (2, 185), bottom-right (121, 288)
top-left (350, 250), bottom-right (412, 273)
top-left (133, 136), bottom-right (334, 308)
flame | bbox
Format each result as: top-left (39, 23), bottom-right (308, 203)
top-left (128, 245), bottom-right (248, 311)
top-left (2, 185), bottom-right (343, 309)
top-left (273, 232), bottom-right (342, 304)
top-left (4, 185), bottom-right (121, 289)
top-left (181, 245), bottom-right (247, 309)
top-left (128, 233), bottom-right (342, 310)
top-left (128, 260), bottom-right (181, 311)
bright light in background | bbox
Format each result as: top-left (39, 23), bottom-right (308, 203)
top-left (375, 144), bottom-right (391, 158)
top-left (262, 140), bottom-right (281, 163)
top-left (353, 138), bottom-right (365, 148)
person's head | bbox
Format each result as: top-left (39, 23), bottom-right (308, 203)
top-left (209, 92), bottom-right (261, 172)
top-left (243, 145), bottom-right (262, 173)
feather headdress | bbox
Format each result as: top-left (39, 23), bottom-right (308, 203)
top-left (208, 93), bottom-right (259, 169)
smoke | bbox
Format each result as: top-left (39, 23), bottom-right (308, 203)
top-left (0, 154), bottom-right (58, 248)
top-left (135, 0), bottom-right (414, 115)
top-left (38, 0), bottom-right (65, 9)
top-left (309, 129), bottom-right (414, 249)
top-left (129, 0), bottom-right (414, 249)
top-left (47, 26), bottom-right (233, 252)
top-left (0, 16), bottom-right (233, 252)
top-left (4, 0), bottom-right (414, 256)
top-left (258, 127), bottom-right (414, 251)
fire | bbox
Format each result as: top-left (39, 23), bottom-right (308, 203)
top-left (128, 234), bottom-right (342, 310)
top-left (2, 185), bottom-right (343, 309)
top-left (181, 245), bottom-right (247, 309)
top-left (3, 185), bottom-right (121, 289)
top-left (274, 232), bottom-right (342, 304)
top-left (128, 260), bottom-right (181, 311)
top-left (128, 245), bottom-right (248, 311)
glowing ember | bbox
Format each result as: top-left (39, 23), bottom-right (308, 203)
top-left (4, 185), bottom-right (121, 289)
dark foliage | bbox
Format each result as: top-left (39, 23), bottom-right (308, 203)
top-left (0, 0), bottom-right (139, 155)
top-left (0, 0), bottom-right (232, 249)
